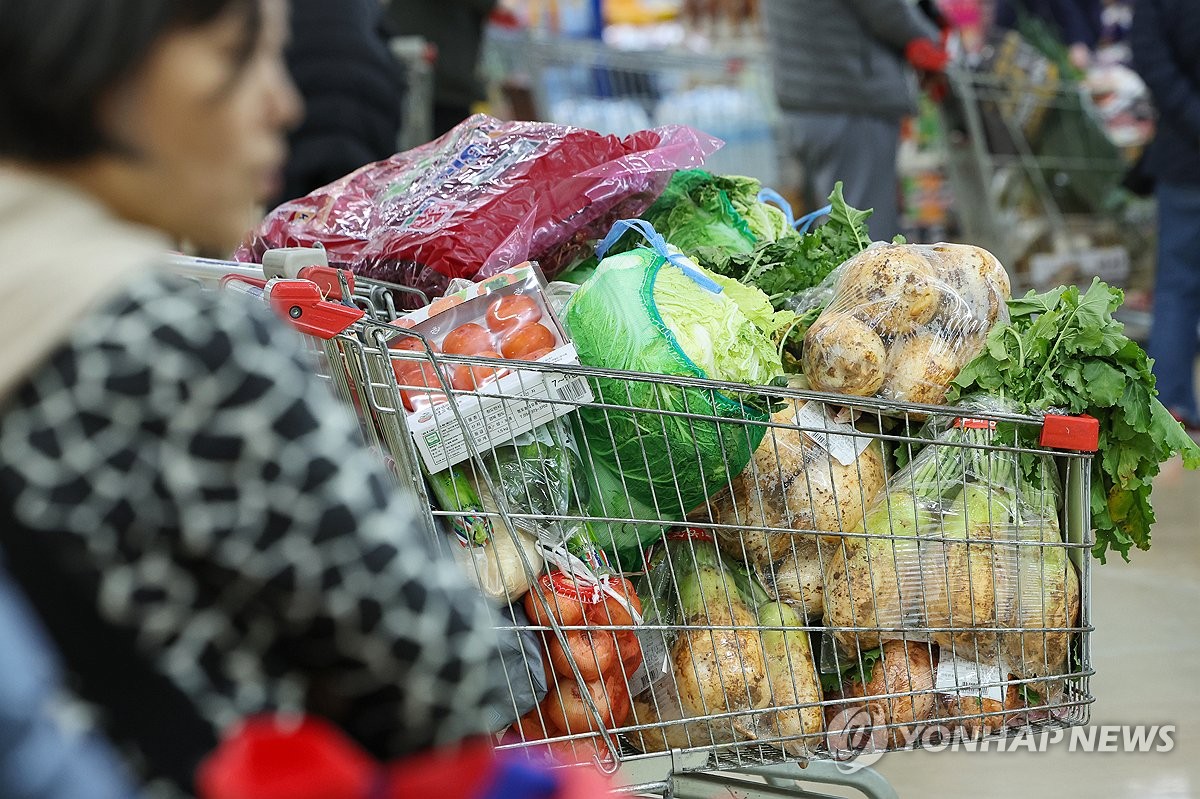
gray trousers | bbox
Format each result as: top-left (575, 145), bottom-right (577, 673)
top-left (783, 111), bottom-right (902, 241)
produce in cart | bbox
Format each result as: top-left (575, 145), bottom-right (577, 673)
top-left (626, 533), bottom-right (772, 751)
top-left (800, 243), bottom-right (1011, 405)
top-left (516, 572), bottom-right (643, 749)
top-left (823, 410), bottom-right (1078, 667)
top-left (563, 224), bottom-right (791, 563)
top-left (948, 279), bottom-right (1200, 561)
top-left (611, 170), bottom-right (795, 259)
top-left (754, 601), bottom-right (825, 757)
top-left (824, 640), bottom-right (937, 749)
top-left (427, 417), bottom-right (600, 605)
top-left (704, 400), bottom-right (888, 561)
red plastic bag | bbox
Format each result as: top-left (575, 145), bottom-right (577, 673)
top-left (236, 115), bottom-right (719, 306)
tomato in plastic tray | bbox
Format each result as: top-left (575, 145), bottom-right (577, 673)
top-left (387, 276), bottom-right (564, 412)
top-left (236, 115), bottom-right (720, 309)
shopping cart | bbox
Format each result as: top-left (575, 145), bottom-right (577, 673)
top-left (389, 36), bottom-right (437, 152)
top-left (480, 26), bottom-right (780, 183)
top-left (173, 255), bottom-right (1097, 799)
top-left (938, 33), bottom-right (1136, 293)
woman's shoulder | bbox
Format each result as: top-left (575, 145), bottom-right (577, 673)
top-left (4, 269), bottom-right (309, 422)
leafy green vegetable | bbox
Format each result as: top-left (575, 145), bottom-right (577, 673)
top-left (948, 278), bottom-right (1200, 562)
top-left (696, 182), bottom-right (874, 309)
top-left (820, 646), bottom-right (884, 693)
top-left (709, 272), bottom-right (798, 343)
top-left (635, 170), bottom-right (758, 256)
top-left (713, 174), bottom-right (794, 242)
top-left (1017, 684), bottom-right (1043, 706)
top-left (653, 259), bottom-right (785, 386)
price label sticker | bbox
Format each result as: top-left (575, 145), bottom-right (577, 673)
top-left (792, 401), bottom-right (872, 466)
top-left (935, 655), bottom-right (1006, 703)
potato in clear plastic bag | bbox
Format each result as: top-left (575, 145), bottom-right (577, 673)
top-left (704, 402), bottom-right (888, 561)
top-left (802, 243), bottom-right (1012, 405)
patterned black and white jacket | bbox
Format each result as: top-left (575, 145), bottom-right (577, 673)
top-left (0, 170), bottom-right (505, 792)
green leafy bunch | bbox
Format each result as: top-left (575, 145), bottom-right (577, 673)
top-left (949, 279), bottom-right (1200, 561)
top-left (696, 182), bottom-right (873, 309)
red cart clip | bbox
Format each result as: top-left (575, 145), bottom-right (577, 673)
top-left (1039, 414), bottom-right (1100, 452)
top-left (297, 265), bottom-right (354, 301)
top-left (265, 280), bottom-right (364, 339)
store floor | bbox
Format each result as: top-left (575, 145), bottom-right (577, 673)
top-left (854, 459), bottom-right (1200, 798)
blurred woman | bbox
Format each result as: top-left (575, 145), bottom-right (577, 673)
top-left (0, 0), bottom-right (503, 792)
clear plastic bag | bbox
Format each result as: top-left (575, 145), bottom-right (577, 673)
top-left (237, 115), bottom-right (720, 307)
top-left (822, 406), bottom-right (1080, 682)
top-left (699, 399), bottom-right (888, 568)
top-left (626, 533), bottom-right (770, 750)
top-left (801, 243), bottom-right (1012, 405)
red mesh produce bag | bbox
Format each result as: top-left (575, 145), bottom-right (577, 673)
top-left (236, 115), bottom-right (719, 306)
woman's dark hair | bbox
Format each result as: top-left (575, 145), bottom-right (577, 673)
top-left (0, 0), bottom-right (261, 163)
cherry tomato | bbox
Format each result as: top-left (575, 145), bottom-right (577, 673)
top-left (451, 350), bottom-right (502, 392)
top-left (442, 323), bottom-right (494, 356)
top-left (485, 294), bottom-right (543, 334)
top-left (501, 323), bottom-right (556, 359)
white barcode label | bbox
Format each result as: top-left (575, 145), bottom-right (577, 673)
top-left (625, 628), bottom-right (671, 698)
top-left (935, 656), bottom-right (1006, 703)
top-left (555, 376), bottom-right (590, 403)
top-left (791, 401), bottom-right (872, 466)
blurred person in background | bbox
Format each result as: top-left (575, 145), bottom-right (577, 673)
top-left (994, 0), bottom-right (1103, 70)
top-left (1131, 0), bottom-right (1200, 429)
top-left (274, 0), bottom-right (404, 206)
top-left (386, 0), bottom-right (498, 137)
top-left (0, 0), bottom-right (505, 793)
top-left (0, 561), bottom-right (140, 799)
top-left (761, 0), bottom-right (949, 240)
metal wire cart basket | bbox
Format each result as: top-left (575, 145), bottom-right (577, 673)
top-left (176, 253), bottom-right (1097, 798)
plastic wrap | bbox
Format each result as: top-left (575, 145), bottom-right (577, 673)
top-left (445, 476), bottom-right (544, 604)
top-left (698, 400), bottom-right (888, 588)
top-left (822, 411), bottom-right (1081, 679)
top-left (429, 416), bottom-right (596, 605)
top-left (627, 533), bottom-right (771, 751)
top-left (388, 264), bottom-right (593, 474)
top-left (238, 115), bottom-right (720, 307)
top-left (388, 266), bottom-right (569, 411)
top-left (801, 243), bottom-right (1012, 405)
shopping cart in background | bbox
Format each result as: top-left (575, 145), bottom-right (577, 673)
top-left (170, 253), bottom-right (1098, 799)
top-left (937, 32), bottom-right (1141, 294)
top-left (480, 26), bottom-right (780, 183)
top-left (389, 36), bottom-right (437, 152)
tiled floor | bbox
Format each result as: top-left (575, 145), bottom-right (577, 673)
top-left (861, 459), bottom-right (1200, 798)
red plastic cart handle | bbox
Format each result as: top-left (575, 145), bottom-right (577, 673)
top-left (296, 265), bottom-right (354, 301)
top-left (1039, 414), bottom-right (1100, 452)
top-left (265, 280), bottom-right (364, 339)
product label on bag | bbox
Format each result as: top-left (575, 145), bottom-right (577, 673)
top-left (410, 343), bottom-right (592, 473)
top-left (935, 655), bottom-right (1006, 703)
top-left (625, 627), bottom-right (671, 698)
top-left (792, 401), bottom-right (872, 467)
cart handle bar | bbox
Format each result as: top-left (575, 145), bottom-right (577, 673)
top-left (220, 275), bottom-right (364, 340)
